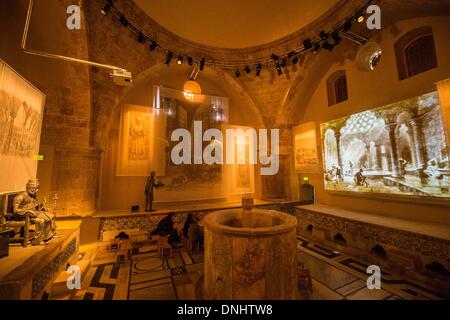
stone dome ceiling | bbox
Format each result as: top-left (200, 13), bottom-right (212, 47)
top-left (132, 0), bottom-right (340, 49)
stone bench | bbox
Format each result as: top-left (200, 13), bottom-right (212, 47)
top-left (294, 204), bottom-right (450, 292)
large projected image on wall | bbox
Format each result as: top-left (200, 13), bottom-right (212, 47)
top-left (320, 91), bottom-right (450, 199)
top-left (0, 59), bottom-right (45, 194)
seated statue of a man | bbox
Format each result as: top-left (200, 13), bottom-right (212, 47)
top-left (13, 179), bottom-right (56, 245)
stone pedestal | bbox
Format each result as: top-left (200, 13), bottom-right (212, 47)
top-left (203, 209), bottom-right (298, 300)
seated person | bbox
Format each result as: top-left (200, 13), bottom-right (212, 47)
top-left (13, 179), bottom-right (56, 245)
top-left (182, 214), bottom-right (194, 239)
top-left (150, 213), bottom-right (179, 245)
top-left (188, 215), bottom-right (204, 250)
top-left (354, 169), bottom-right (369, 187)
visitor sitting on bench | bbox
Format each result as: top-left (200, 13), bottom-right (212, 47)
top-left (150, 213), bottom-right (179, 245)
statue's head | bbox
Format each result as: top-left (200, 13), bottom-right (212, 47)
top-left (151, 171), bottom-right (156, 177)
top-left (26, 179), bottom-right (40, 196)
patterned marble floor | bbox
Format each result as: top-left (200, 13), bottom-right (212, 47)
top-left (64, 237), bottom-right (447, 300)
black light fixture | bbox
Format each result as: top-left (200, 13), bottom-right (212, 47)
top-left (312, 43), bottom-right (320, 54)
top-left (343, 19), bottom-right (352, 32)
top-left (245, 65), bottom-right (251, 74)
top-left (271, 54), bottom-right (279, 61)
top-left (288, 51), bottom-right (298, 65)
top-left (275, 62), bottom-right (282, 76)
top-left (319, 31), bottom-right (328, 41)
top-left (119, 15), bottom-right (129, 27)
top-left (281, 58), bottom-right (287, 68)
top-left (101, 0), bottom-right (113, 16)
top-left (303, 38), bottom-right (312, 50)
top-left (149, 41), bottom-right (158, 51)
top-left (322, 41), bottom-right (334, 52)
top-left (235, 70), bottom-right (241, 78)
top-left (256, 64), bottom-right (262, 77)
top-left (137, 32), bottom-right (146, 44)
top-left (332, 31), bottom-right (342, 45)
top-left (187, 57), bottom-right (193, 66)
top-left (199, 58), bottom-right (205, 71)
top-left (177, 56), bottom-right (183, 65)
top-left (165, 51), bottom-right (173, 66)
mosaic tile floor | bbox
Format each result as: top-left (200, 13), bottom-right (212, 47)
top-left (65, 237), bottom-right (447, 300)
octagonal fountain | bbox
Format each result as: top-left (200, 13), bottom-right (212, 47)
top-left (202, 199), bottom-right (298, 300)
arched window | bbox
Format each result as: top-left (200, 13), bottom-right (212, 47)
top-left (327, 70), bottom-right (348, 106)
top-left (394, 26), bottom-right (437, 80)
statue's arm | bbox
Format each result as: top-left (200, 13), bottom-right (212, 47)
top-left (13, 195), bottom-right (34, 216)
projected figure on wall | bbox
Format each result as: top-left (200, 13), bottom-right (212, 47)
top-left (144, 171), bottom-right (164, 212)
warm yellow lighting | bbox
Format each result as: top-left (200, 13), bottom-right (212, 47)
top-left (183, 80), bottom-right (202, 101)
top-left (357, 15), bottom-right (365, 23)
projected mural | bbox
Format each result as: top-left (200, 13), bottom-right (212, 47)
top-left (320, 91), bottom-right (450, 199)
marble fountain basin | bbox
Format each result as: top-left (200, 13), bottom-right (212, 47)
top-left (203, 209), bottom-right (298, 300)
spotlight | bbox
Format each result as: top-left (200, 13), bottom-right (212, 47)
top-left (322, 41), bottom-right (334, 52)
top-left (275, 62), bottom-right (282, 76)
top-left (281, 58), bottom-right (287, 67)
top-left (271, 54), bottom-right (279, 61)
top-left (245, 65), bottom-right (251, 74)
top-left (312, 43), bottom-right (320, 54)
top-left (235, 70), bottom-right (241, 78)
top-left (187, 57), bottom-right (193, 66)
top-left (343, 19), bottom-right (352, 32)
top-left (137, 32), bottom-right (146, 44)
top-left (256, 64), bottom-right (262, 76)
top-left (165, 51), bottom-right (173, 66)
top-left (149, 41), bottom-right (158, 51)
top-left (119, 15), bottom-right (129, 28)
top-left (319, 31), bottom-right (328, 40)
top-left (292, 55), bottom-right (298, 65)
top-left (177, 56), bottom-right (183, 65)
top-left (356, 9), bottom-right (365, 23)
top-left (199, 58), bottom-right (205, 71)
top-left (303, 38), bottom-right (312, 50)
top-left (101, 0), bottom-right (113, 16)
top-left (332, 31), bottom-right (342, 45)
top-left (288, 51), bottom-right (295, 59)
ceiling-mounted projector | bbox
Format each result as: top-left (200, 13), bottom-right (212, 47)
top-left (110, 69), bottom-right (133, 86)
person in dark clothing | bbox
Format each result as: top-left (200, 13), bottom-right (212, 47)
top-left (183, 214), bottom-right (194, 239)
top-left (188, 215), bottom-right (204, 250)
top-left (150, 213), bottom-right (179, 245)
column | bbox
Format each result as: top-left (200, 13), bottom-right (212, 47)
top-left (409, 119), bottom-right (426, 169)
top-left (387, 123), bottom-right (400, 177)
top-left (334, 132), bottom-right (343, 169)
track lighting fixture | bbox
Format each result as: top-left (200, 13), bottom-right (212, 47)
top-left (235, 70), bottom-right (241, 78)
top-left (319, 31), bottom-right (328, 41)
top-left (332, 31), bottom-right (342, 45)
top-left (322, 42), bottom-right (334, 52)
top-left (199, 58), bottom-right (205, 71)
top-left (343, 19), bottom-right (352, 32)
top-left (101, 0), bottom-right (113, 16)
top-left (165, 51), bottom-right (173, 66)
top-left (312, 43), bottom-right (320, 54)
top-left (281, 58), bottom-right (287, 68)
top-left (275, 62), bottom-right (282, 76)
top-left (303, 38), bottom-right (312, 50)
top-left (356, 9), bottom-right (366, 23)
top-left (245, 65), bottom-right (251, 74)
top-left (187, 57), bottom-right (193, 66)
top-left (292, 55), bottom-right (298, 65)
top-left (177, 56), bottom-right (183, 65)
top-left (149, 41), bottom-right (158, 51)
top-left (119, 15), bottom-right (129, 28)
top-left (271, 54), bottom-right (279, 61)
top-left (256, 64), bottom-right (262, 77)
top-left (137, 32), bottom-right (146, 44)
